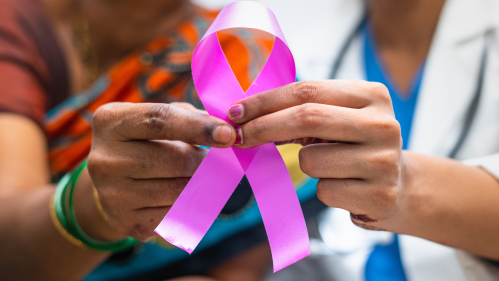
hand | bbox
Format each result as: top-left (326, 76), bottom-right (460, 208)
top-left (87, 102), bottom-right (236, 241)
top-left (228, 80), bottom-right (404, 232)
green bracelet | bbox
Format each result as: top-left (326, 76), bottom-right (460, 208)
top-left (54, 173), bottom-right (72, 233)
top-left (54, 161), bottom-right (136, 252)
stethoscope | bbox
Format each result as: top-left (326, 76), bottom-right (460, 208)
top-left (316, 12), bottom-right (496, 255)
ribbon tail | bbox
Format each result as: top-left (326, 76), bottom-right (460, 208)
top-left (155, 148), bottom-right (244, 253)
top-left (245, 143), bottom-right (310, 272)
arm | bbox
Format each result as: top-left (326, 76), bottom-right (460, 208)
top-left (227, 80), bottom-right (499, 260)
top-left (0, 113), bottom-right (112, 280)
top-left (402, 151), bottom-right (499, 260)
top-left (0, 102), bottom-right (236, 280)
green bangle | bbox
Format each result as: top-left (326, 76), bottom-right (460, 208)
top-left (54, 161), bottom-right (136, 252)
top-left (54, 173), bottom-right (72, 232)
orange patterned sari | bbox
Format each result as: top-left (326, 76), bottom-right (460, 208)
top-left (43, 8), bottom-right (273, 179)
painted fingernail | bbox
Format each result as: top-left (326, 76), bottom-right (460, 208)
top-left (234, 128), bottom-right (243, 145)
top-left (212, 125), bottom-right (232, 145)
top-left (228, 104), bottom-right (243, 120)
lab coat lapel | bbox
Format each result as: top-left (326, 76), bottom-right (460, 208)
top-left (408, 0), bottom-right (497, 157)
top-left (401, 0), bottom-right (498, 280)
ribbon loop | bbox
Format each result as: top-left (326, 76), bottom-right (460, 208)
top-left (155, 1), bottom-right (309, 272)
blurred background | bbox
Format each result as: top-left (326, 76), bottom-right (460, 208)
top-left (1, 0), bottom-right (499, 280)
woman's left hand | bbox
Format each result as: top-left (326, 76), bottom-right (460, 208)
top-left (227, 80), bottom-right (404, 231)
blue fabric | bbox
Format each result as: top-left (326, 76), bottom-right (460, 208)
top-left (365, 235), bottom-right (407, 281)
top-left (84, 79), bottom-right (322, 280)
top-left (363, 24), bottom-right (423, 151)
top-left (363, 23), bottom-right (425, 281)
top-left (84, 178), bottom-right (319, 281)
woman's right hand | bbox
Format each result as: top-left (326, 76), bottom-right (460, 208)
top-left (87, 102), bottom-right (236, 241)
top-left (228, 80), bottom-right (405, 233)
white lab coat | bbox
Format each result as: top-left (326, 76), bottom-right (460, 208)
top-left (276, 0), bottom-right (499, 279)
top-left (194, 0), bottom-right (499, 280)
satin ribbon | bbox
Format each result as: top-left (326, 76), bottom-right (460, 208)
top-left (155, 1), bottom-right (309, 272)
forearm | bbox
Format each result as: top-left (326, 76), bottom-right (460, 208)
top-left (400, 151), bottom-right (499, 260)
top-left (0, 169), bottom-right (119, 280)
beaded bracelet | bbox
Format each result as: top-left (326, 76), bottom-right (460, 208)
top-left (53, 161), bottom-right (136, 252)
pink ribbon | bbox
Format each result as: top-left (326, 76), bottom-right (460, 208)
top-left (154, 1), bottom-right (309, 272)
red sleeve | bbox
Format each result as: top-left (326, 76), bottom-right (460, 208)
top-left (0, 61), bottom-right (46, 123)
top-left (0, 0), bottom-right (62, 124)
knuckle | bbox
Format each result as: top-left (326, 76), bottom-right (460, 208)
top-left (87, 150), bottom-right (109, 178)
top-left (369, 149), bottom-right (401, 177)
top-left (93, 103), bottom-right (121, 130)
top-left (143, 104), bottom-right (173, 133)
top-left (292, 81), bottom-right (322, 103)
top-left (172, 145), bottom-right (198, 176)
top-left (369, 117), bottom-right (401, 143)
top-left (297, 104), bottom-right (325, 131)
top-left (87, 147), bottom-right (122, 176)
top-left (369, 82), bottom-right (391, 104)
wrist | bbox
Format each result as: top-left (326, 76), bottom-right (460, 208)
top-left (393, 151), bottom-right (432, 234)
top-left (73, 167), bottom-right (126, 241)
top-left (397, 151), bottom-right (460, 238)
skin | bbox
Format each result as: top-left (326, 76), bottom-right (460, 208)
top-left (223, 0), bottom-right (499, 260)
top-left (1, 0), bottom-right (497, 279)
top-left (0, 0), bottom-right (270, 280)
top-left (367, 0), bottom-right (447, 94)
top-left (87, 102), bottom-right (235, 241)
top-left (0, 113), bottom-right (110, 280)
top-left (227, 80), bottom-right (499, 260)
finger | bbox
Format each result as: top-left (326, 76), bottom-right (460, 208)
top-left (93, 102), bottom-right (235, 147)
top-left (235, 103), bottom-right (396, 148)
top-left (316, 178), bottom-right (398, 219)
top-left (227, 80), bottom-right (391, 124)
top-left (101, 140), bottom-right (207, 179)
top-left (299, 143), bottom-right (400, 180)
top-left (127, 178), bottom-right (190, 209)
top-left (299, 143), bottom-right (372, 179)
top-left (101, 178), bottom-right (189, 241)
top-left (98, 178), bottom-right (189, 217)
top-left (316, 178), bottom-right (367, 212)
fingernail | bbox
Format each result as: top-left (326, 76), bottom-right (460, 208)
top-left (234, 128), bottom-right (243, 145)
top-left (212, 125), bottom-right (232, 145)
top-left (228, 104), bottom-right (243, 120)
